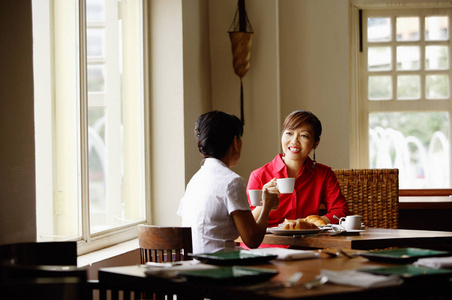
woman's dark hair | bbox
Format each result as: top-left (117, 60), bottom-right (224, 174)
top-left (195, 110), bottom-right (243, 159)
top-left (281, 110), bottom-right (322, 142)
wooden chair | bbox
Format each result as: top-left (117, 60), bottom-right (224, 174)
top-left (0, 277), bottom-right (84, 300)
top-left (99, 225), bottom-right (192, 300)
top-left (0, 241), bottom-right (77, 266)
top-left (0, 241), bottom-right (92, 300)
top-left (130, 225), bottom-right (193, 300)
top-left (333, 169), bottom-right (399, 229)
top-left (137, 225), bottom-right (193, 264)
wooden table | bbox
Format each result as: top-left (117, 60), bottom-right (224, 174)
top-left (97, 253), bottom-right (452, 300)
top-left (253, 228), bottom-right (452, 251)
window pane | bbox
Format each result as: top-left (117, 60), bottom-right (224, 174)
top-left (369, 112), bottom-right (450, 189)
top-left (87, 0), bottom-right (145, 234)
top-left (368, 18), bottom-right (391, 42)
top-left (368, 47), bottom-right (392, 71)
top-left (397, 75), bottom-right (420, 100)
top-left (34, 0), bottom-right (81, 241)
top-left (88, 108), bottom-right (107, 231)
top-left (369, 76), bottom-right (392, 100)
top-left (426, 75), bottom-right (449, 99)
top-left (397, 46), bottom-right (420, 70)
top-left (396, 17), bottom-right (420, 41)
top-left (87, 0), bottom-right (104, 22)
top-left (87, 29), bottom-right (104, 57)
top-left (88, 65), bottom-right (105, 92)
top-left (425, 16), bottom-right (449, 41)
top-left (426, 46), bottom-right (449, 70)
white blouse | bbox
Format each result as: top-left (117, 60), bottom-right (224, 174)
top-left (177, 158), bottom-right (250, 254)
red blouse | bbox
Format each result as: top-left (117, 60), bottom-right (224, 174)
top-left (247, 154), bottom-right (350, 227)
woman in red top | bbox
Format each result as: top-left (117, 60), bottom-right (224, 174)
top-left (247, 110), bottom-right (350, 227)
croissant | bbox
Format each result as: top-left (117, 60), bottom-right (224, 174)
top-left (305, 215), bottom-right (327, 226)
top-left (295, 219), bottom-right (318, 230)
top-left (281, 218), bottom-right (318, 230)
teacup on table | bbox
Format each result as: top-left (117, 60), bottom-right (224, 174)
top-left (249, 189), bottom-right (263, 206)
top-left (339, 215), bottom-right (363, 231)
top-left (276, 178), bottom-right (295, 194)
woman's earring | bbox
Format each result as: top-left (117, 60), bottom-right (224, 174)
top-left (313, 150), bottom-right (316, 168)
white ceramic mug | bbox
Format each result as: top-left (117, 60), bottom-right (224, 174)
top-left (339, 215), bottom-right (363, 231)
top-left (276, 178), bottom-right (295, 194)
top-left (249, 189), bottom-right (263, 206)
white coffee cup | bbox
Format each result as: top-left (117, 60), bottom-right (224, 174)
top-left (276, 178), bottom-right (295, 194)
top-left (249, 189), bottom-right (263, 206)
top-left (339, 215), bottom-right (363, 231)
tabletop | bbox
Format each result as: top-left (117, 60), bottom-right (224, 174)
top-left (97, 251), bottom-right (452, 300)
top-left (253, 228), bottom-right (452, 251)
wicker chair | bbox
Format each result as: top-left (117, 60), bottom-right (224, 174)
top-left (333, 169), bottom-right (399, 229)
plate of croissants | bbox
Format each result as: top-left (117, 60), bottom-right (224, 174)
top-left (268, 215), bottom-right (328, 236)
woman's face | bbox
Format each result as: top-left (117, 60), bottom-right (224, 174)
top-left (229, 136), bottom-right (242, 168)
top-left (281, 123), bottom-right (318, 163)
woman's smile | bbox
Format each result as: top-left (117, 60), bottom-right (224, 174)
top-left (288, 146), bottom-right (301, 153)
top-left (281, 124), bottom-right (317, 163)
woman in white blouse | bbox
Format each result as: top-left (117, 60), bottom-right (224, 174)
top-left (177, 111), bottom-right (279, 254)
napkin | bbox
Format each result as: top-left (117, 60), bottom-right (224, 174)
top-left (143, 260), bottom-right (217, 277)
top-left (247, 248), bottom-right (319, 260)
top-left (320, 269), bottom-right (403, 288)
top-left (413, 256), bottom-right (452, 269)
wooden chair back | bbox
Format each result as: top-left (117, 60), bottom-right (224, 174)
top-left (333, 169), bottom-right (399, 229)
top-left (137, 225), bottom-right (193, 264)
top-left (0, 241), bottom-right (90, 300)
top-left (0, 241), bottom-right (77, 266)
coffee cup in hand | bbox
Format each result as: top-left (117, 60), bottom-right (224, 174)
top-left (339, 215), bottom-right (363, 231)
top-left (276, 178), bottom-right (295, 194)
top-left (249, 189), bottom-right (263, 206)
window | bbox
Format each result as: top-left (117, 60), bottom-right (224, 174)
top-left (33, 0), bottom-right (147, 254)
top-left (351, 3), bottom-right (452, 195)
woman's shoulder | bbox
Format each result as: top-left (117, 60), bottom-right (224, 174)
top-left (310, 161), bottom-right (336, 177)
top-left (311, 163), bottom-right (342, 186)
top-left (314, 162), bottom-right (333, 171)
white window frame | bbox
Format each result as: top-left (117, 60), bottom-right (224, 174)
top-left (350, 1), bottom-right (452, 197)
top-left (33, 0), bottom-right (150, 255)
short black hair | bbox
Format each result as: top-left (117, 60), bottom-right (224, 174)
top-left (194, 110), bottom-right (243, 159)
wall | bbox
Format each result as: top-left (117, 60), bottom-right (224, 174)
top-left (148, 0), bottom-right (213, 226)
top-left (209, 0), bottom-right (281, 179)
top-left (0, 1), bottom-right (36, 244)
top-left (278, 0), bottom-right (350, 169)
top-left (208, 0), bottom-right (350, 187)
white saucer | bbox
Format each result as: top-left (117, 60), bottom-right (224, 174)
top-left (331, 224), bottom-right (365, 233)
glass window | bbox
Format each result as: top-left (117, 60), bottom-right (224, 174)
top-left (368, 47), bottom-right (392, 71)
top-left (396, 17), bottom-right (419, 41)
top-left (33, 0), bottom-right (146, 254)
top-left (368, 17), bottom-right (391, 42)
top-left (397, 46), bottom-right (420, 70)
top-left (397, 75), bottom-right (420, 100)
top-left (359, 8), bottom-right (452, 192)
top-left (368, 76), bottom-right (392, 100)
top-left (369, 112), bottom-right (449, 189)
top-left (425, 16), bottom-right (449, 41)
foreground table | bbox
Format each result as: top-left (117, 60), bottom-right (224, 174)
top-left (253, 228), bottom-right (452, 251)
top-left (98, 253), bottom-right (452, 300)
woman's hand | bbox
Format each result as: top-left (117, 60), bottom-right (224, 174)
top-left (262, 178), bottom-right (279, 211)
top-left (233, 178), bottom-right (280, 249)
